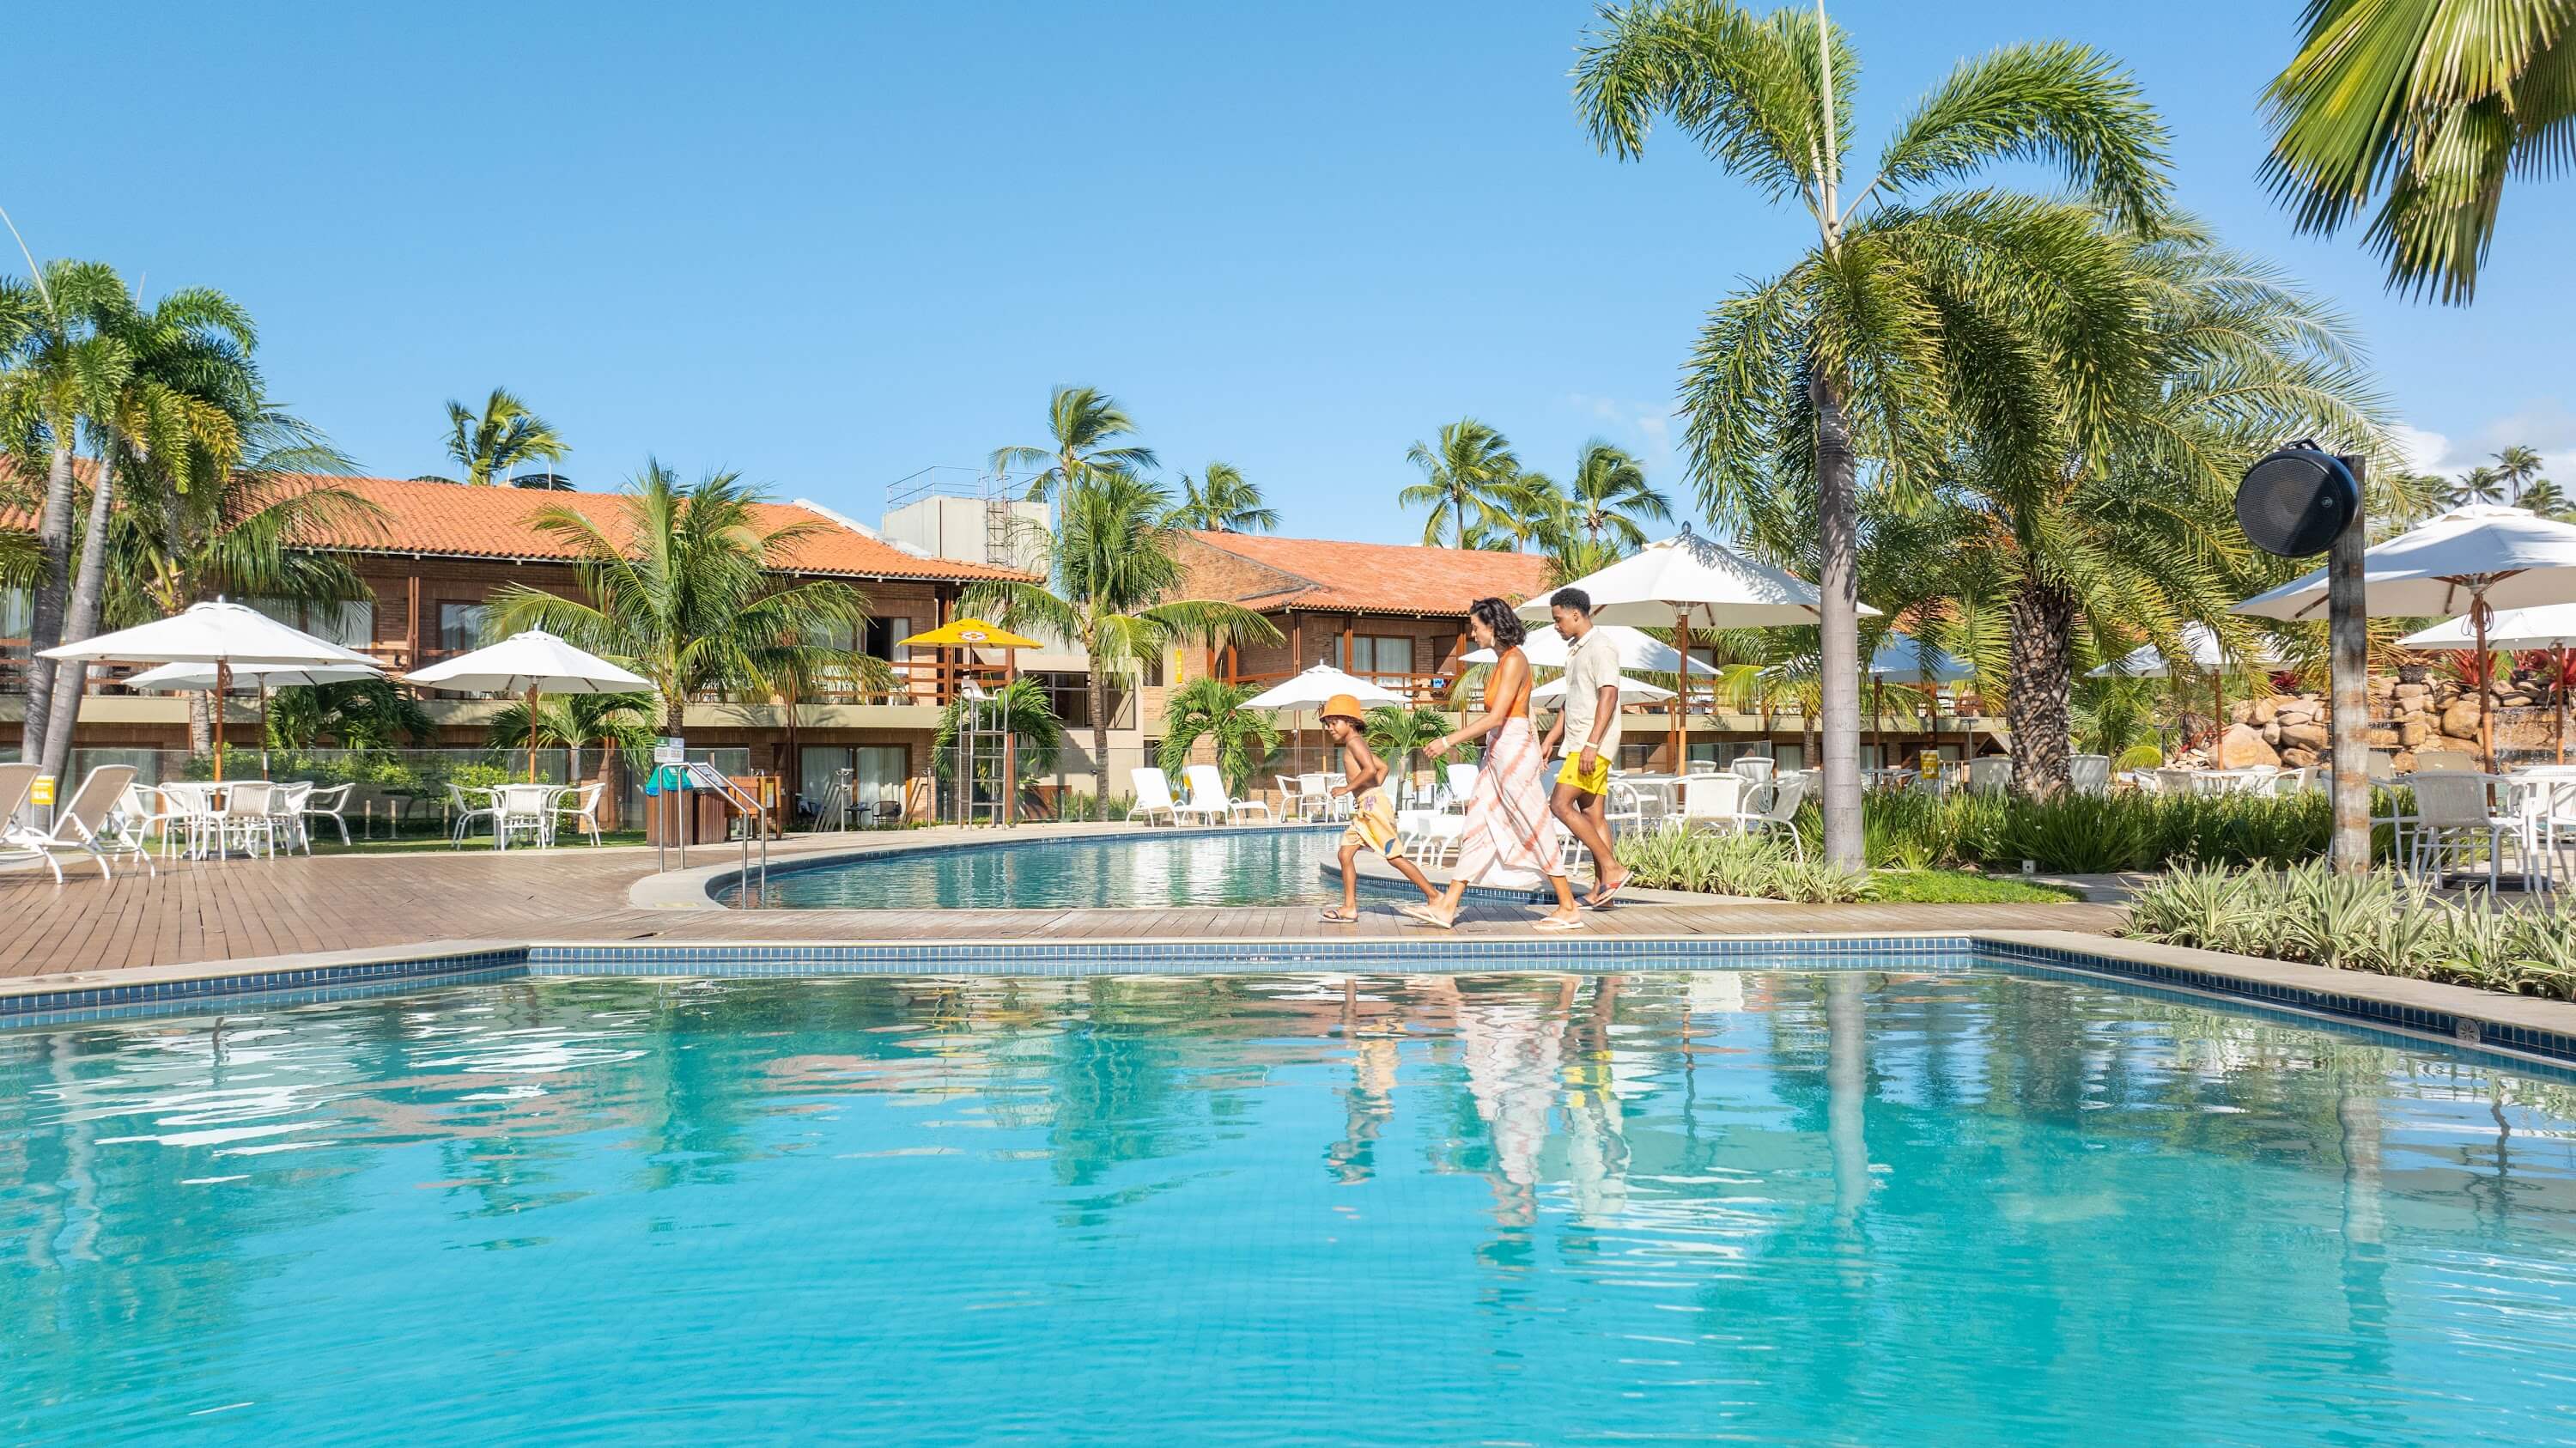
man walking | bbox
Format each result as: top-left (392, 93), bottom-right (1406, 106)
top-left (1541, 587), bottom-right (1629, 907)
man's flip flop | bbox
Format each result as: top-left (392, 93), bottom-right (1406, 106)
top-left (1535, 915), bottom-right (1588, 932)
top-left (1399, 904), bottom-right (1455, 930)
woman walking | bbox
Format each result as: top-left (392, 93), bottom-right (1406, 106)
top-left (1406, 597), bottom-right (1583, 931)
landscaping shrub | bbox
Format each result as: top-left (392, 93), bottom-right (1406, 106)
top-left (1793, 788), bottom-right (2368, 875)
top-left (2123, 862), bottom-right (2576, 1001)
top-left (2113, 744), bottom-right (2163, 771)
top-left (1614, 830), bottom-right (1871, 903)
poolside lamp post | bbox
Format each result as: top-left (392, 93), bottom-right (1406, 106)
top-left (36, 599), bottom-right (381, 787)
top-left (900, 619), bottom-right (1042, 828)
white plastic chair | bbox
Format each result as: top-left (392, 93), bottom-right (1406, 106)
top-left (3, 765), bottom-right (146, 882)
top-left (2413, 751), bottom-right (2476, 772)
top-left (1668, 774), bottom-right (1745, 834)
top-left (1129, 768), bottom-right (1180, 826)
top-left (2409, 773), bottom-right (2520, 890)
top-left (1183, 764), bottom-right (1270, 824)
top-left (265, 782), bottom-right (315, 855)
top-left (1443, 762), bottom-right (1480, 810)
top-left (556, 782), bottom-right (607, 845)
top-left (302, 782), bottom-right (356, 847)
top-left (1322, 773), bottom-right (1354, 819)
top-left (220, 781), bottom-right (280, 859)
top-left (1741, 773), bottom-right (1811, 858)
top-left (1729, 757), bottom-right (1775, 787)
top-left (447, 782), bottom-right (499, 847)
top-left (2528, 776), bottom-right (2576, 891)
top-left (494, 784), bottom-right (556, 849)
top-left (1279, 775), bottom-right (1316, 822)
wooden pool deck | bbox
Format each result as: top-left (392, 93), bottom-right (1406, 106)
top-left (0, 823), bottom-right (2126, 981)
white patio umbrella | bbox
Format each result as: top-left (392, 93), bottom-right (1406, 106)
top-left (125, 660), bottom-right (384, 779)
top-left (38, 599), bottom-right (380, 781)
top-left (1239, 664), bottom-right (1406, 711)
top-left (404, 630), bottom-right (651, 782)
top-left (2399, 602), bottom-right (2576, 764)
top-left (2238, 504), bottom-right (2576, 768)
top-left (2087, 623), bottom-right (2280, 753)
top-left (1518, 526), bottom-right (1880, 770)
top-left (1531, 675), bottom-right (1676, 704)
top-left (1461, 624), bottom-right (1723, 675)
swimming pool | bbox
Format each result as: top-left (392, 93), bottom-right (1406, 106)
top-left (7, 961), bottom-right (2575, 1444)
top-left (728, 825), bottom-right (1348, 909)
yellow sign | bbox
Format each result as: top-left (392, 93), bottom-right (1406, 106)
top-left (29, 776), bottom-right (53, 806)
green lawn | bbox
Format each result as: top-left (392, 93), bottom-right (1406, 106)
top-left (1867, 869), bottom-right (2083, 903)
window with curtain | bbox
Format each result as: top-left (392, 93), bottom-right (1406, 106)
top-left (1350, 636), bottom-right (1414, 676)
top-left (437, 602), bottom-right (489, 654)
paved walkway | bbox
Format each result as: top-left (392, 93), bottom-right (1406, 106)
top-left (0, 824), bottom-right (2124, 981)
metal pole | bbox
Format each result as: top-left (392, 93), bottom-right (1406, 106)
top-left (2328, 453), bottom-right (2371, 874)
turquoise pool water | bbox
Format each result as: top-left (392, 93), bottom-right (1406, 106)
top-left (732, 826), bottom-right (1346, 908)
top-left (7, 964), bottom-right (2576, 1444)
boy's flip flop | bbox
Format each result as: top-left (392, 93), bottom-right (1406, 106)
top-left (1534, 915), bottom-right (1589, 932)
top-left (1318, 906), bottom-right (1359, 922)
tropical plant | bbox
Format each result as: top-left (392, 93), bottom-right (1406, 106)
top-left (268, 677), bottom-right (434, 751)
top-left (1613, 828), bottom-right (1871, 903)
top-left (2451, 463), bottom-right (2507, 507)
top-left (1364, 704), bottom-right (1452, 805)
top-left (1559, 441), bottom-right (1668, 550)
top-left (963, 472), bottom-right (1279, 785)
top-left (990, 385), bottom-right (1157, 504)
top-left (483, 691), bottom-right (657, 779)
top-left (2496, 443), bottom-right (2549, 500)
top-left (932, 678), bottom-right (1066, 804)
top-left (416, 386), bottom-right (567, 487)
top-left (2261, 2), bottom-right (2576, 305)
top-left (1399, 418), bottom-right (1522, 549)
top-left (1576, 2), bottom-right (2173, 860)
top-left (1155, 676), bottom-right (1280, 796)
top-left (483, 461), bottom-right (875, 734)
top-left (1168, 461), bottom-right (1279, 532)
top-left (2519, 477), bottom-right (2573, 520)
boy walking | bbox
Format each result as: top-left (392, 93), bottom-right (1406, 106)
top-left (1318, 694), bottom-right (1444, 922)
top-left (1540, 587), bottom-right (1631, 907)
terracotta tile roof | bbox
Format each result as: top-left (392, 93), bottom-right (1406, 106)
top-left (0, 462), bottom-right (1030, 584)
top-left (1181, 530), bottom-right (1552, 617)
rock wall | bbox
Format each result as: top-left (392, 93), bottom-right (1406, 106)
top-left (2230, 670), bottom-right (2569, 770)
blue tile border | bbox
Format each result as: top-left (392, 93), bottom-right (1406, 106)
top-left (9, 933), bottom-right (2576, 1074)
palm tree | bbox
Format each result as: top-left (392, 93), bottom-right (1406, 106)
top-left (932, 678), bottom-right (1065, 815)
top-left (483, 461), bottom-right (874, 736)
top-left (962, 472), bottom-right (1279, 798)
top-left (33, 276), bottom-right (260, 784)
top-left (1169, 462), bottom-right (1279, 532)
top-left (1156, 676), bottom-right (1280, 796)
top-left (484, 692), bottom-right (657, 782)
top-left (2496, 444), bottom-right (2549, 502)
top-left (2519, 477), bottom-right (2573, 520)
top-left (1364, 704), bottom-right (1451, 806)
top-left (2262, 3), bottom-right (2575, 304)
top-left (1562, 441), bottom-right (1669, 549)
top-left (1400, 418), bottom-right (1521, 548)
top-left (417, 387), bottom-right (568, 486)
top-left (1576, 2), bottom-right (2172, 857)
top-left (1929, 229), bottom-right (2384, 796)
top-left (2452, 464), bottom-right (2507, 507)
top-left (269, 677), bottom-right (433, 751)
top-left (106, 401), bottom-right (385, 755)
top-left (990, 386), bottom-right (1157, 503)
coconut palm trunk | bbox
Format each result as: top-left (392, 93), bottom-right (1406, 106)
top-left (37, 444), bottom-right (118, 786)
top-left (21, 435), bottom-right (79, 770)
top-left (1087, 647), bottom-right (1112, 797)
top-left (2005, 578), bottom-right (2077, 798)
top-left (1811, 374), bottom-right (1864, 867)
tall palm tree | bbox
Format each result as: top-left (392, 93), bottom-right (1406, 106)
top-left (1400, 418), bottom-right (1521, 549)
top-left (962, 472), bottom-right (1279, 795)
top-left (486, 692), bottom-right (658, 782)
top-left (2452, 464), bottom-right (2507, 507)
top-left (1577, 1), bottom-right (2172, 859)
top-left (932, 678), bottom-right (1065, 801)
top-left (1157, 677), bottom-right (1281, 795)
top-left (1562, 441), bottom-right (1669, 550)
top-left (34, 277), bottom-right (259, 783)
top-left (2519, 477), bottom-right (2573, 520)
top-left (1935, 229), bottom-right (2384, 796)
top-left (106, 401), bottom-right (385, 755)
top-left (483, 461), bottom-right (873, 736)
top-left (2496, 443), bottom-right (2549, 501)
top-left (2262, 1), bottom-right (2576, 305)
top-left (990, 386), bottom-right (1157, 503)
top-left (418, 386), bottom-right (568, 487)
top-left (1169, 461), bottom-right (1279, 532)
top-left (0, 259), bottom-right (133, 773)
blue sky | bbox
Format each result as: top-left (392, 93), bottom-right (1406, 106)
top-left (16, 2), bottom-right (2569, 542)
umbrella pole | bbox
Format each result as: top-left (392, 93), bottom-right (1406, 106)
top-left (2558, 644), bottom-right (2568, 767)
top-left (1003, 651), bottom-right (1018, 830)
top-left (259, 684), bottom-right (271, 780)
top-left (528, 684), bottom-right (541, 783)
top-left (1872, 675), bottom-right (1884, 773)
top-left (2473, 597), bottom-right (2494, 773)
top-left (1673, 611), bottom-right (1690, 773)
top-left (213, 660), bottom-right (229, 783)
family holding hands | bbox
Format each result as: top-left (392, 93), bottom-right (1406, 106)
top-left (1319, 587), bottom-right (1631, 932)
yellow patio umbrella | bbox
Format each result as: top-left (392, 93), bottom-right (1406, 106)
top-left (901, 618), bottom-right (1042, 826)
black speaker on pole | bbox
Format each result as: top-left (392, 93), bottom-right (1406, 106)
top-left (2234, 441), bottom-right (2360, 558)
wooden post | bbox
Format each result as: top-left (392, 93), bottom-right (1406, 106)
top-left (2328, 453), bottom-right (2370, 873)
top-left (2472, 594), bottom-right (2495, 775)
top-left (1003, 648), bottom-right (1018, 829)
top-left (1672, 610), bottom-right (1690, 773)
top-left (1341, 617), bottom-right (1355, 672)
top-left (527, 683), bottom-right (542, 782)
top-left (213, 660), bottom-right (230, 783)
top-left (405, 574), bottom-right (422, 666)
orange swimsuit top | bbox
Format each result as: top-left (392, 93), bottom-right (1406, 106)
top-left (1485, 647), bottom-right (1531, 720)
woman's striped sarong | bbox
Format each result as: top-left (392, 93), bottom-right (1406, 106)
top-left (1451, 717), bottom-right (1564, 887)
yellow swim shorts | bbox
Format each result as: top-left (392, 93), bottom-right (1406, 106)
top-left (1555, 752), bottom-right (1611, 794)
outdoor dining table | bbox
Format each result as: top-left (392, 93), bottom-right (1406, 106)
top-left (481, 783), bottom-right (574, 850)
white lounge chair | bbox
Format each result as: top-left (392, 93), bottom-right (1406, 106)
top-left (0, 764), bottom-right (37, 839)
top-left (1130, 767), bottom-right (1182, 826)
top-left (1183, 764), bottom-right (1271, 824)
top-left (3, 765), bottom-right (147, 883)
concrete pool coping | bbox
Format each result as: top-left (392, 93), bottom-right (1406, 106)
top-left (6, 923), bottom-right (2575, 1074)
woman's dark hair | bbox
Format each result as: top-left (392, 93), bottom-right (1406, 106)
top-left (1468, 597), bottom-right (1526, 649)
